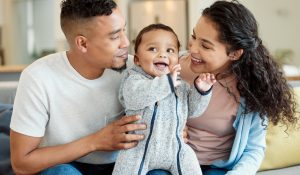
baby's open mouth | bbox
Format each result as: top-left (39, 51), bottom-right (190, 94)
top-left (154, 62), bottom-right (169, 71)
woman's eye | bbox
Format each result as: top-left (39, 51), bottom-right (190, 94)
top-left (202, 44), bottom-right (210, 49)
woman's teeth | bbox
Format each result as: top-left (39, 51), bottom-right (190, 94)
top-left (191, 57), bottom-right (203, 63)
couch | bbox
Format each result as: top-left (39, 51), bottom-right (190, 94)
top-left (0, 81), bottom-right (300, 175)
top-left (0, 103), bottom-right (13, 175)
top-left (256, 81), bottom-right (300, 175)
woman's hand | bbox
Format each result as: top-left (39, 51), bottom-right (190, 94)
top-left (183, 125), bottom-right (189, 143)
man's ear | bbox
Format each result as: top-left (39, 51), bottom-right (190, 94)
top-left (75, 35), bottom-right (87, 53)
top-left (134, 55), bottom-right (140, 65)
top-left (229, 49), bottom-right (243, 61)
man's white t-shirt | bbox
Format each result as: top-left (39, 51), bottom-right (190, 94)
top-left (10, 51), bottom-right (128, 164)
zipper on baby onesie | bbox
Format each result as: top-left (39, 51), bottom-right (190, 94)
top-left (138, 102), bottom-right (158, 175)
top-left (175, 95), bottom-right (183, 175)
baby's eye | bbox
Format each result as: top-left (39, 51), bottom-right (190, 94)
top-left (148, 47), bottom-right (157, 52)
top-left (167, 48), bottom-right (175, 53)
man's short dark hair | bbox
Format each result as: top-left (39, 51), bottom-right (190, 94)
top-left (60, 0), bottom-right (117, 41)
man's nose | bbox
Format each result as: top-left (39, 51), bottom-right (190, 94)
top-left (120, 33), bottom-right (130, 48)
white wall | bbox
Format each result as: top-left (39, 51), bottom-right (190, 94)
top-left (240, 0), bottom-right (300, 65)
top-left (188, 0), bottom-right (216, 35)
top-left (54, 0), bottom-right (68, 51)
top-left (2, 0), bottom-right (16, 65)
top-left (0, 0), bottom-right (3, 49)
top-left (3, 0), bottom-right (55, 65)
top-left (1, 0), bottom-right (299, 66)
top-left (33, 0), bottom-right (55, 53)
top-left (188, 0), bottom-right (300, 66)
top-left (0, 0), bottom-right (3, 26)
top-left (128, 0), bottom-right (187, 53)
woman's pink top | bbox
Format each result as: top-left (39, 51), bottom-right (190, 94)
top-left (180, 56), bottom-right (240, 165)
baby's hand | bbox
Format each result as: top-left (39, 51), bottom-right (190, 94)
top-left (195, 73), bottom-right (216, 92)
top-left (170, 64), bottom-right (181, 87)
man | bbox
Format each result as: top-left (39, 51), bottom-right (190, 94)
top-left (10, 0), bottom-right (147, 174)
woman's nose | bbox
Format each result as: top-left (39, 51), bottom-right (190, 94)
top-left (189, 39), bottom-right (198, 53)
top-left (188, 38), bottom-right (193, 49)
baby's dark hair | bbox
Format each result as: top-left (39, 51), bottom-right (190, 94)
top-left (134, 23), bottom-right (181, 53)
top-left (60, 0), bottom-right (117, 40)
top-left (203, 0), bottom-right (297, 127)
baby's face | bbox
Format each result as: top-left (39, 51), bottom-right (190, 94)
top-left (135, 29), bottom-right (179, 77)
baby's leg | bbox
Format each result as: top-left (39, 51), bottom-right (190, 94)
top-left (179, 145), bottom-right (202, 175)
top-left (112, 147), bottom-right (149, 175)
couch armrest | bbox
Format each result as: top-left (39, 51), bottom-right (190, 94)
top-left (0, 81), bottom-right (18, 104)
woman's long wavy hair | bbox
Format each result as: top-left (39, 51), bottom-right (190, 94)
top-left (202, 0), bottom-right (297, 127)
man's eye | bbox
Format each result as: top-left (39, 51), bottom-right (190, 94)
top-left (111, 35), bottom-right (120, 40)
top-left (191, 34), bottom-right (196, 40)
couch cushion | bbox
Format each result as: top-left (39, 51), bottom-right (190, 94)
top-left (257, 165), bottom-right (300, 175)
top-left (0, 81), bottom-right (18, 104)
top-left (259, 87), bottom-right (300, 171)
top-left (0, 103), bottom-right (13, 175)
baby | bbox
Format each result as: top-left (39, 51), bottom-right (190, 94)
top-left (113, 24), bottom-right (216, 175)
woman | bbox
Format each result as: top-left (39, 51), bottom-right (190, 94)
top-left (180, 1), bottom-right (297, 175)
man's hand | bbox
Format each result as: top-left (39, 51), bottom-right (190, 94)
top-left (91, 115), bottom-right (146, 151)
top-left (10, 115), bottom-right (146, 174)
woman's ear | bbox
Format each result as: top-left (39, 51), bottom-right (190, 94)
top-left (229, 49), bottom-right (244, 61)
top-left (134, 55), bottom-right (140, 65)
top-left (75, 35), bottom-right (87, 53)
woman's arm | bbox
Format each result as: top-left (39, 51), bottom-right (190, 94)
top-left (226, 115), bottom-right (267, 175)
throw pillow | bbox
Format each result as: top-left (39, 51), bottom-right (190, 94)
top-left (259, 87), bottom-right (300, 171)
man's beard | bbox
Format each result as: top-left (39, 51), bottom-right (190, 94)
top-left (112, 63), bottom-right (127, 73)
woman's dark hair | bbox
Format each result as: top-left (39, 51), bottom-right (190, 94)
top-left (60, 0), bottom-right (117, 37)
top-left (202, 0), bottom-right (297, 126)
top-left (134, 23), bottom-right (181, 53)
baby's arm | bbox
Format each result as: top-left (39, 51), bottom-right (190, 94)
top-left (188, 73), bottom-right (216, 118)
top-left (194, 73), bottom-right (216, 93)
top-left (169, 64), bottom-right (181, 87)
top-left (121, 72), bottom-right (174, 111)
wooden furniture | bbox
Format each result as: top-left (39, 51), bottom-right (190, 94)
top-left (0, 48), bottom-right (4, 65)
top-left (0, 65), bottom-right (27, 73)
top-left (0, 65), bottom-right (27, 81)
top-left (286, 76), bottom-right (300, 81)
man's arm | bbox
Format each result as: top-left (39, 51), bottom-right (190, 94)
top-left (10, 115), bottom-right (146, 175)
